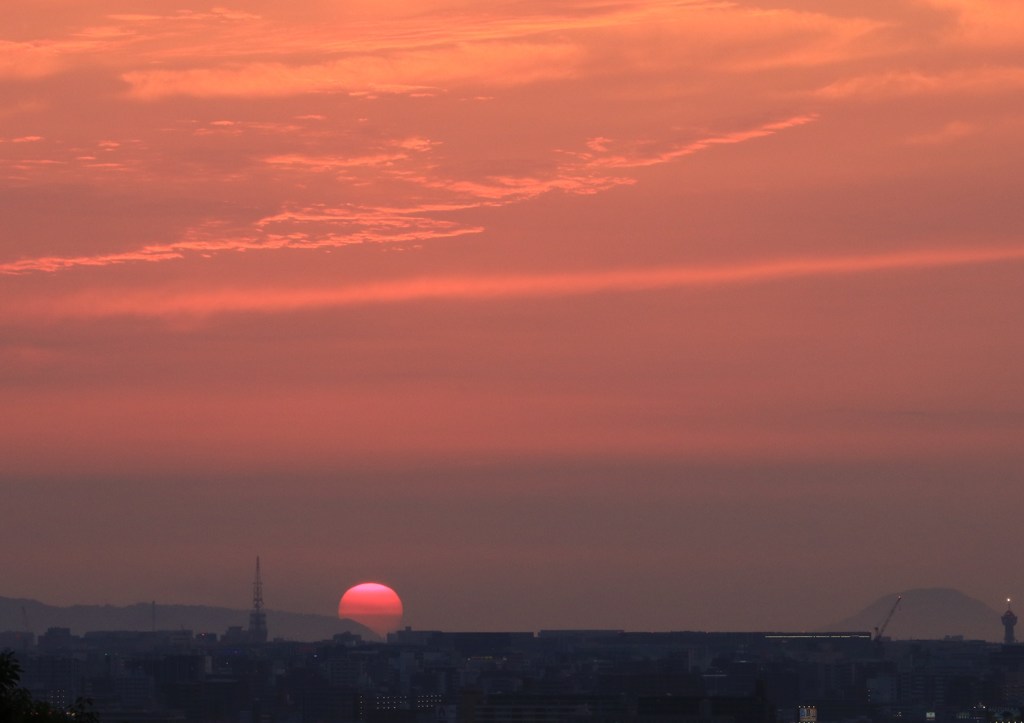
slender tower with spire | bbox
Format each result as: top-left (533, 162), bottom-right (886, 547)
top-left (248, 556), bottom-right (268, 644)
top-left (1002, 598), bottom-right (1017, 645)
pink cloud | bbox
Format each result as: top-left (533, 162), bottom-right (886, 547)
top-left (921, 0), bottom-right (1024, 46)
top-left (0, 211), bottom-right (484, 275)
top-left (581, 115), bottom-right (819, 169)
top-left (905, 120), bottom-right (976, 145)
top-left (817, 67), bottom-right (1024, 99)
top-left (84, 0), bottom-right (883, 100)
top-left (1, 114), bottom-right (816, 275)
top-left (265, 153), bottom-right (412, 171)
top-left (122, 42), bottom-right (584, 98)
top-left (16, 245), bottom-right (1024, 320)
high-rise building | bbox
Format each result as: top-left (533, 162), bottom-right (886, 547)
top-left (798, 704), bottom-right (819, 723)
top-left (248, 556), bottom-right (268, 643)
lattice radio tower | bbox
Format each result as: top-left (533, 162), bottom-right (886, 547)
top-left (248, 556), bottom-right (268, 643)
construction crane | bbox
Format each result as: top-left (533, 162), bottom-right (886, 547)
top-left (873, 595), bottom-right (902, 641)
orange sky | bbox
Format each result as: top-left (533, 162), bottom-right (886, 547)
top-left (2, 0), bottom-right (1023, 633)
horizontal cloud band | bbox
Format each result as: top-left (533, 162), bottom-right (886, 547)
top-left (30, 245), bottom-right (1024, 320)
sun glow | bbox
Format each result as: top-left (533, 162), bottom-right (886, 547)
top-left (338, 583), bottom-right (404, 638)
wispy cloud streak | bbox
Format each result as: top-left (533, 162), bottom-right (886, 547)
top-left (582, 115), bottom-right (819, 168)
top-left (817, 67), bottom-right (1024, 99)
top-left (0, 221), bottom-right (483, 275)
top-left (25, 246), bottom-right (1024, 320)
top-left (1, 115), bottom-right (816, 275)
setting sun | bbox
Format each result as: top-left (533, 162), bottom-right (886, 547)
top-left (338, 583), bottom-right (404, 638)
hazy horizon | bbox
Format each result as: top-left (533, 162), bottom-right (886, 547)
top-left (2, 584), bottom-right (1011, 646)
top-left (7, 455), bottom-right (1021, 632)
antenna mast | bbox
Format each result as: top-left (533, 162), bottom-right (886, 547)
top-left (248, 556), bottom-right (268, 643)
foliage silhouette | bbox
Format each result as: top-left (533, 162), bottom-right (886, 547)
top-left (0, 650), bottom-right (99, 722)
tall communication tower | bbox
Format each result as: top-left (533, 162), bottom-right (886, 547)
top-left (248, 556), bottom-right (268, 643)
top-left (1003, 598), bottom-right (1017, 645)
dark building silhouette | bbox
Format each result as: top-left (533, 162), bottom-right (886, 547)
top-left (12, 626), bottom-right (1024, 722)
top-left (16, 606), bottom-right (1024, 722)
top-left (1003, 599), bottom-right (1017, 645)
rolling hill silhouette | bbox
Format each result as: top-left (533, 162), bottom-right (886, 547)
top-left (0, 596), bottom-right (378, 642)
top-left (824, 588), bottom-right (1005, 641)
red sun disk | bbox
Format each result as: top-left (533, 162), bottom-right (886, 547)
top-left (338, 582), bottom-right (404, 637)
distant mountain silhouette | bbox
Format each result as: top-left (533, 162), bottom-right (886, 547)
top-left (823, 588), bottom-right (1005, 641)
top-left (0, 596), bottom-right (378, 642)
